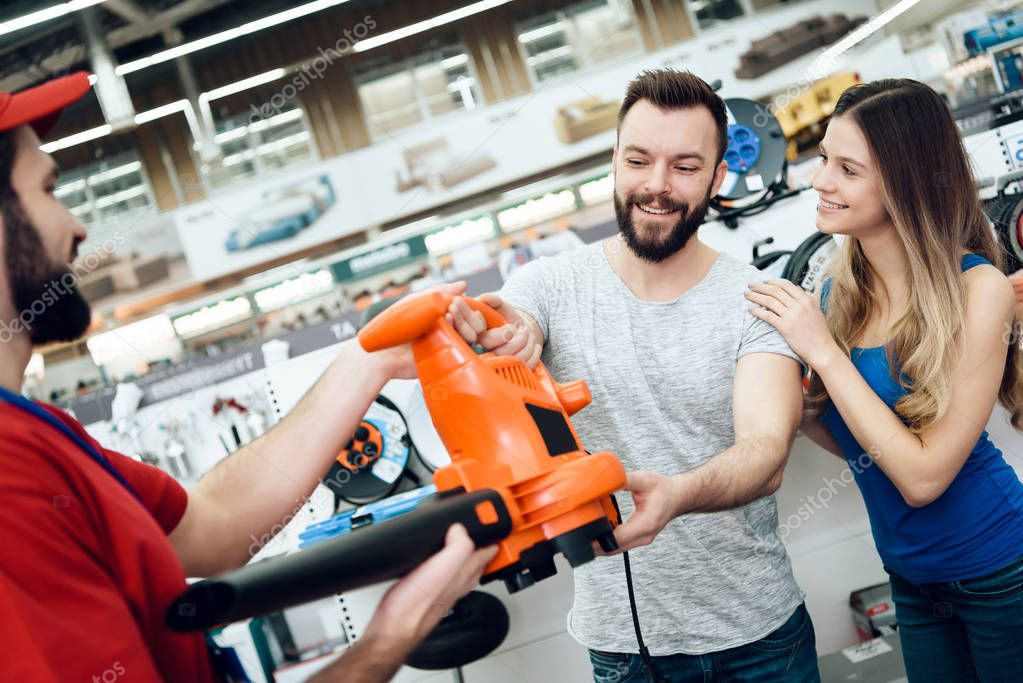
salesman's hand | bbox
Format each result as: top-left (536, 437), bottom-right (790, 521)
top-left (446, 293), bottom-right (542, 369)
top-left (610, 471), bottom-right (684, 553)
top-left (367, 524), bottom-right (498, 646)
top-left (316, 525), bottom-right (497, 683)
top-left (373, 282), bottom-right (487, 379)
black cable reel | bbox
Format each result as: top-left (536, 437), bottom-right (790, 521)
top-left (713, 98), bottom-right (803, 229)
top-left (983, 182), bottom-right (1023, 276)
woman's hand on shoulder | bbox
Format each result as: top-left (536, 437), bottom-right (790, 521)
top-left (744, 279), bottom-right (841, 370)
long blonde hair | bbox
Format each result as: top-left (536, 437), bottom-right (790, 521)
top-left (805, 79), bottom-right (1023, 431)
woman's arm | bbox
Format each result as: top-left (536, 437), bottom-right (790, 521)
top-left (747, 269), bottom-right (1017, 508)
top-left (799, 417), bottom-right (844, 458)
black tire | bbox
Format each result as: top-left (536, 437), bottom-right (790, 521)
top-left (783, 231), bottom-right (834, 292)
top-left (752, 250), bottom-right (791, 270)
top-left (985, 194), bottom-right (1023, 275)
top-left (406, 591), bottom-right (510, 670)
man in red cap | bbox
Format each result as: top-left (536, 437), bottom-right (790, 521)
top-left (0, 72), bottom-right (495, 682)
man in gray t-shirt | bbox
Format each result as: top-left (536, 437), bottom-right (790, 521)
top-left (450, 70), bottom-right (817, 682)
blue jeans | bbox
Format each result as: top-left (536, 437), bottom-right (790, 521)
top-left (588, 603), bottom-right (820, 683)
top-left (887, 552), bottom-right (1023, 682)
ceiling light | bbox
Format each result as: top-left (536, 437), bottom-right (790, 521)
top-left (116, 1), bottom-right (353, 76)
top-left (40, 124), bottom-right (112, 153)
top-left (353, 0), bottom-right (514, 53)
top-left (40, 101), bottom-right (196, 153)
top-left (0, 0), bottom-right (104, 38)
top-left (201, 69), bottom-right (288, 103)
top-left (518, 23), bottom-right (566, 44)
top-left (134, 99), bottom-right (189, 125)
top-left (87, 160), bottom-right (142, 185)
top-left (54, 178), bottom-right (87, 197)
top-left (816, 0), bottom-right (924, 68)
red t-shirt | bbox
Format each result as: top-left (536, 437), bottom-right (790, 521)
top-left (0, 402), bottom-right (217, 682)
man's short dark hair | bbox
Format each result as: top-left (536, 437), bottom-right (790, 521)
top-left (616, 69), bottom-right (729, 166)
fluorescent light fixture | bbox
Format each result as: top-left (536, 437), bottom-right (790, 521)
top-left (40, 124), bottom-right (112, 153)
top-left (87, 314), bottom-right (179, 367)
top-left (201, 69), bottom-right (288, 103)
top-left (813, 0), bottom-right (924, 74)
top-left (439, 54), bottom-right (470, 70)
top-left (222, 130), bottom-right (310, 166)
top-left (251, 108), bottom-right (304, 131)
top-left (425, 216), bottom-right (496, 255)
top-left (134, 99), bottom-right (189, 125)
top-left (518, 23), bottom-right (566, 44)
top-left (88, 161), bottom-right (142, 186)
top-left (40, 101), bottom-right (195, 153)
top-left (253, 270), bottom-right (334, 311)
top-left (172, 297), bottom-right (253, 338)
top-left (196, 69), bottom-right (289, 151)
top-left (257, 131), bottom-right (310, 154)
top-left (578, 173), bottom-right (613, 206)
top-left (116, 2), bottom-right (353, 75)
top-left (0, 0), bottom-right (104, 38)
top-left (222, 150), bottom-right (256, 167)
top-left (214, 127), bottom-right (249, 145)
top-left (54, 178), bottom-right (87, 197)
top-left (497, 189), bottom-right (577, 232)
top-left (353, 0), bottom-right (515, 53)
top-left (214, 109), bottom-right (304, 144)
top-left (527, 45), bottom-right (573, 67)
top-left (94, 185), bottom-right (147, 209)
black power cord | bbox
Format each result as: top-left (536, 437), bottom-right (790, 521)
top-left (610, 494), bottom-right (668, 683)
top-left (712, 180), bottom-right (805, 229)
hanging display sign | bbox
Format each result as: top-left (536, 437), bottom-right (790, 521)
top-left (329, 235), bottom-right (428, 283)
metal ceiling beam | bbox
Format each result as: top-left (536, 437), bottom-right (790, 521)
top-left (0, 0), bottom-right (237, 92)
top-left (103, 0), bottom-right (154, 25)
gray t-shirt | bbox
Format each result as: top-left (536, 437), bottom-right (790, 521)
top-left (499, 240), bottom-right (805, 655)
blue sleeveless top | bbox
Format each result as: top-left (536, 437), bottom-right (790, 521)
top-left (819, 254), bottom-right (1023, 583)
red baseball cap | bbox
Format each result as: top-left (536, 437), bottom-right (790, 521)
top-left (0, 71), bottom-right (92, 139)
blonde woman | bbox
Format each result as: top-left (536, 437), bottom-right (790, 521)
top-left (746, 79), bottom-right (1023, 682)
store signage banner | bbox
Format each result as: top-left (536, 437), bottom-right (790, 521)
top-left (329, 235), bottom-right (428, 283)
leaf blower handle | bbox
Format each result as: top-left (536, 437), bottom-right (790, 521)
top-left (359, 291), bottom-right (506, 352)
top-left (462, 296), bottom-right (507, 330)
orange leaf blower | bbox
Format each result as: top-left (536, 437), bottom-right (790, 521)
top-left (360, 291), bottom-right (626, 591)
top-left (165, 291), bottom-right (625, 631)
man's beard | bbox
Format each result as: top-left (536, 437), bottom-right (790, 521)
top-left (614, 185), bottom-right (712, 263)
top-left (2, 196), bottom-right (91, 346)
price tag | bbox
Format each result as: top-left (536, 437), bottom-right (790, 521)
top-left (841, 637), bottom-right (893, 664)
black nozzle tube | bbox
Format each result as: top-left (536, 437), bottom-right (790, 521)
top-left (166, 489), bottom-right (511, 631)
